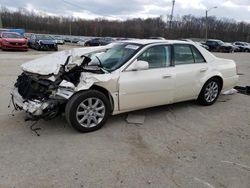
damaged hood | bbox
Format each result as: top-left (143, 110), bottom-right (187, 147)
top-left (21, 46), bottom-right (110, 76)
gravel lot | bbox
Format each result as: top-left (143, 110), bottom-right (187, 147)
top-left (0, 47), bottom-right (249, 188)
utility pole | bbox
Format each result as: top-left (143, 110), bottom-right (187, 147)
top-left (169, 0), bottom-right (175, 32)
top-left (69, 21), bottom-right (72, 36)
top-left (205, 6), bottom-right (217, 41)
top-left (0, 12), bottom-right (3, 28)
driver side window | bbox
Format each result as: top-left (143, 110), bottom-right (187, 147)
top-left (137, 45), bottom-right (171, 69)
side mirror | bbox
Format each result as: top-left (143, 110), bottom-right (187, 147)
top-left (126, 60), bottom-right (149, 71)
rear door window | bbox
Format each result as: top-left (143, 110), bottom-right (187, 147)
top-left (191, 46), bottom-right (206, 63)
top-left (174, 44), bottom-right (206, 65)
top-left (174, 45), bottom-right (194, 65)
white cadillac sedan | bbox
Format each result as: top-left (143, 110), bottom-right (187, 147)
top-left (12, 40), bottom-right (239, 132)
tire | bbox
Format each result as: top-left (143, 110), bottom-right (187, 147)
top-left (34, 43), bottom-right (40, 50)
top-left (197, 78), bottom-right (222, 106)
top-left (65, 90), bottom-right (111, 133)
top-left (54, 45), bottom-right (58, 51)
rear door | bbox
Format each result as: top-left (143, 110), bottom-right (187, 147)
top-left (173, 44), bottom-right (208, 102)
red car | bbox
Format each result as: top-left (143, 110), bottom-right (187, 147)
top-left (0, 32), bottom-right (28, 51)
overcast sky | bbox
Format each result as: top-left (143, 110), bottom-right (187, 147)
top-left (0, 0), bottom-right (249, 22)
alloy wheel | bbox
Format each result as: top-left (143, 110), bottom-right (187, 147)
top-left (76, 97), bottom-right (105, 128)
top-left (204, 81), bottom-right (219, 103)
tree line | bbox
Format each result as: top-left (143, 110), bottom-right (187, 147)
top-left (1, 7), bottom-right (250, 42)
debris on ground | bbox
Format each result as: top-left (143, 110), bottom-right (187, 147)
top-left (126, 112), bottom-right (145, 125)
top-left (222, 88), bottom-right (238, 95)
top-left (234, 86), bottom-right (250, 95)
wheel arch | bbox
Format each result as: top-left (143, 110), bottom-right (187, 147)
top-left (89, 85), bottom-right (115, 113)
top-left (198, 74), bottom-right (224, 98)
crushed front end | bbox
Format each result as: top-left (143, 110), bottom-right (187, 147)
top-left (11, 46), bottom-right (113, 120)
top-left (11, 73), bottom-right (73, 120)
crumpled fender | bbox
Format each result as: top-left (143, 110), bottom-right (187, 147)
top-left (76, 72), bottom-right (119, 91)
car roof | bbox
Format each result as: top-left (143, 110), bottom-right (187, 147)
top-left (207, 39), bottom-right (223, 42)
top-left (1, 32), bottom-right (20, 35)
top-left (120, 39), bottom-right (191, 45)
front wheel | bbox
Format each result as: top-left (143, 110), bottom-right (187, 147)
top-left (197, 78), bottom-right (222, 106)
top-left (65, 90), bottom-right (111, 133)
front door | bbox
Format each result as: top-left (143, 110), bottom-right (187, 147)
top-left (119, 45), bottom-right (174, 111)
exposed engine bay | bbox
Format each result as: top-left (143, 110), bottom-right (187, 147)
top-left (11, 46), bottom-right (113, 120)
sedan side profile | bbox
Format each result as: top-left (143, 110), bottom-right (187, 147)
top-left (12, 40), bottom-right (238, 133)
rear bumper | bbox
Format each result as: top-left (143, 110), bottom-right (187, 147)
top-left (11, 88), bottom-right (49, 116)
top-left (222, 75), bottom-right (239, 92)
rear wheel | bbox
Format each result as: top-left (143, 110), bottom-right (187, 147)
top-left (197, 78), bottom-right (222, 106)
top-left (65, 90), bottom-right (111, 133)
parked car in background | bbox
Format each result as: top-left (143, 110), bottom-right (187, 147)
top-left (0, 32), bottom-right (28, 51)
top-left (205, 39), bottom-right (234, 53)
top-left (233, 42), bottom-right (250, 52)
top-left (52, 36), bottom-right (65, 45)
top-left (28, 34), bottom-right (58, 51)
top-left (180, 39), bottom-right (209, 50)
top-left (64, 37), bottom-right (71, 43)
top-left (226, 43), bottom-right (240, 52)
top-left (12, 40), bottom-right (238, 133)
top-left (149, 37), bottom-right (166, 40)
top-left (70, 38), bottom-right (80, 43)
top-left (84, 37), bottom-right (115, 46)
top-left (77, 38), bottom-right (90, 46)
top-left (116, 38), bottom-right (130, 41)
top-left (8, 29), bottom-right (25, 36)
top-left (197, 42), bottom-right (209, 50)
top-left (0, 29), bottom-right (9, 34)
top-left (24, 33), bottom-right (34, 40)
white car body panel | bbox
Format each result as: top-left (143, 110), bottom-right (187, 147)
top-left (119, 67), bottom-right (174, 111)
top-left (15, 40), bottom-right (239, 116)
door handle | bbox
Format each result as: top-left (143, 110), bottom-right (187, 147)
top-left (200, 67), bottom-right (208, 72)
top-left (162, 75), bottom-right (172, 79)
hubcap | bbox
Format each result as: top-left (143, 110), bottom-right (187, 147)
top-left (76, 98), bottom-right (105, 128)
top-left (204, 81), bottom-right (219, 103)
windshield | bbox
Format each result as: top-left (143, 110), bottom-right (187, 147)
top-left (24, 33), bottom-right (33, 38)
top-left (36, 35), bottom-right (54, 40)
top-left (218, 41), bottom-right (224, 45)
top-left (87, 43), bottom-right (142, 71)
top-left (2, 33), bottom-right (23, 39)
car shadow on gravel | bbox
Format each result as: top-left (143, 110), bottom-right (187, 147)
top-left (11, 96), bottom-right (231, 136)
